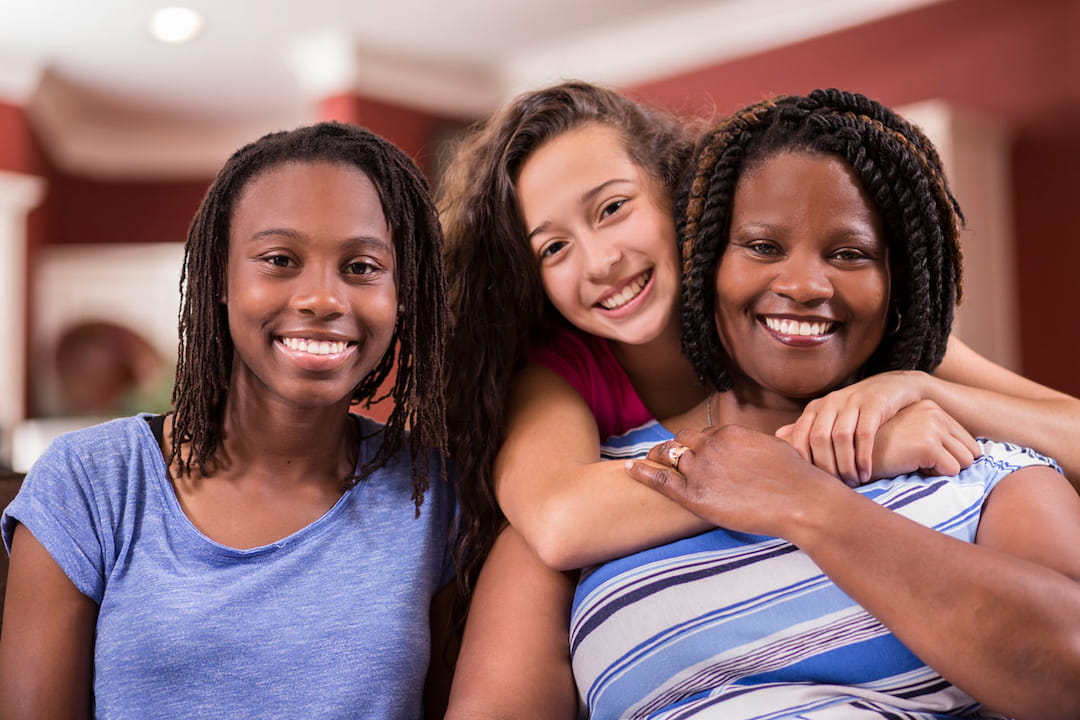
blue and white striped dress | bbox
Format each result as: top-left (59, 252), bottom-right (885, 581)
top-left (571, 421), bottom-right (1057, 719)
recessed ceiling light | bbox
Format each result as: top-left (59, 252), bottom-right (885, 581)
top-left (149, 7), bottom-right (205, 44)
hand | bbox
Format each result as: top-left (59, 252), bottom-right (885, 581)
top-left (869, 399), bottom-right (981, 479)
top-left (625, 424), bottom-right (846, 540)
top-left (775, 370), bottom-right (931, 487)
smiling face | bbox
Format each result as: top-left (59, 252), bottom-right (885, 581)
top-left (224, 160), bottom-right (398, 412)
top-left (516, 123), bottom-right (681, 347)
top-left (715, 151), bottom-right (890, 403)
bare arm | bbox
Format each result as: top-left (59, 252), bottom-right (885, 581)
top-left (630, 427), bottom-right (1080, 720)
top-left (444, 526), bottom-right (578, 720)
top-left (931, 335), bottom-right (1080, 484)
top-left (495, 364), bottom-right (708, 570)
top-left (0, 524), bottom-right (96, 719)
top-left (782, 334), bottom-right (1080, 488)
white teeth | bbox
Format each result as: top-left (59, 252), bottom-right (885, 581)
top-left (280, 337), bottom-right (347, 355)
top-left (600, 272), bottom-right (649, 310)
top-left (763, 317), bottom-right (835, 337)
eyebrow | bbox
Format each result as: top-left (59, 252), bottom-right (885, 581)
top-left (251, 228), bottom-right (392, 251)
top-left (525, 178), bottom-right (633, 242)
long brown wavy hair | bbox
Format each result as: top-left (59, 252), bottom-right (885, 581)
top-left (438, 81), bottom-right (702, 601)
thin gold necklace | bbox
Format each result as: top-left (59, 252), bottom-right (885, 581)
top-left (706, 392), bottom-right (715, 428)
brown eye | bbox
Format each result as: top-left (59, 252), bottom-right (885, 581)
top-left (600, 199), bottom-right (626, 219)
top-left (746, 241), bottom-right (780, 257)
top-left (346, 260), bottom-right (377, 275)
top-left (539, 239), bottom-right (568, 260)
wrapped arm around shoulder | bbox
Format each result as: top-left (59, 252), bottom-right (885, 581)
top-left (929, 335), bottom-right (1080, 486)
top-left (629, 427), bottom-right (1080, 720)
top-left (0, 524), bottom-right (96, 720)
top-left (495, 364), bottom-right (709, 570)
top-left (444, 526), bottom-right (578, 720)
top-left (781, 335), bottom-right (1080, 489)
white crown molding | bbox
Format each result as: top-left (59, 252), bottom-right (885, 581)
top-left (15, 0), bottom-right (946, 179)
top-left (286, 31), bottom-right (499, 118)
top-left (0, 52), bottom-right (45, 106)
top-left (26, 70), bottom-right (302, 180)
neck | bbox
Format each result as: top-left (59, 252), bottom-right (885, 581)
top-left (661, 377), bottom-right (810, 436)
top-left (714, 383), bottom-right (807, 434)
top-left (609, 316), bottom-right (707, 420)
top-left (199, 393), bottom-right (358, 487)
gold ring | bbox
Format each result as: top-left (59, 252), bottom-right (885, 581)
top-left (667, 443), bottom-right (689, 472)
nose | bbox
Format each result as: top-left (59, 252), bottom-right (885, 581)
top-left (582, 233), bottom-right (623, 281)
top-left (292, 265), bottom-right (348, 319)
top-left (769, 252), bottom-right (833, 305)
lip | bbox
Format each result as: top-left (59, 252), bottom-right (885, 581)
top-left (758, 314), bottom-right (838, 347)
top-left (594, 269), bottom-right (654, 318)
top-left (275, 334), bottom-right (358, 371)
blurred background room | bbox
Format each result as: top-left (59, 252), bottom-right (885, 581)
top-left (0, 0), bottom-right (1077, 472)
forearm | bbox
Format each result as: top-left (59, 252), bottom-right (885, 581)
top-left (791, 484), bottom-right (1080, 719)
top-left (499, 459), bottom-right (710, 570)
top-left (499, 365), bottom-right (712, 570)
top-left (919, 372), bottom-right (1080, 483)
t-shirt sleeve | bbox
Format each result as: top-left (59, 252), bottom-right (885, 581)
top-left (973, 438), bottom-right (1063, 491)
top-left (2, 433), bottom-right (108, 603)
top-left (528, 329), bottom-right (651, 438)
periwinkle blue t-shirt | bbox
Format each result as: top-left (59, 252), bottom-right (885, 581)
top-left (2, 414), bottom-right (456, 719)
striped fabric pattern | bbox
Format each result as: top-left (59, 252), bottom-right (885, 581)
top-left (571, 422), bottom-right (1056, 719)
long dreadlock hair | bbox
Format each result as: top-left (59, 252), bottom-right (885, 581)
top-left (170, 121), bottom-right (449, 511)
top-left (677, 89), bottom-right (964, 392)
top-left (438, 81), bottom-right (702, 601)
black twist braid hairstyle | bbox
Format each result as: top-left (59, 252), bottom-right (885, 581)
top-left (171, 121), bottom-right (449, 512)
top-left (678, 89), bottom-right (964, 392)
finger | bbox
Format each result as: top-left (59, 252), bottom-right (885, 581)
top-left (934, 410), bottom-right (981, 462)
top-left (808, 415), bottom-right (839, 479)
top-left (646, 440), bottom-right (677, 466)
top-left (775, 423), bottom-right (795, 444)
top-left (960, 429), bottom-right (982, 459)
top-left (785, 412), bottom-right (815, 464)
top-left (648, 439), bottom-right (693, 475)
top-left (830, 407), bottom-right (861, 486)
top-left (941, 433), bottom-right (978, 470)
top-left (921, 445), bottom-right (962, 477)
top-left (673, 428), bottom-right (707, 449)
top-left (852, 409), bottom-right (883, 487)
top-left (624, 460), bottom-right (686, 498)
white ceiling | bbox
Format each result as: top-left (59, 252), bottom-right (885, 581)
top-left (0, 0), bottom-right (941, 178)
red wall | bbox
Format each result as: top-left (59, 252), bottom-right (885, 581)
top-left (629, 0), bottom-right (1080, 395)
top-left (7, 0), bottom-right (1080, 409)
top-left (50, 175), bottom-right (209, 246)
top-left (319, 93), bottom-right (467, 179)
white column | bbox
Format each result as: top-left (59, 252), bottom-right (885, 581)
top-left (899, 100), bottom-right (1019, 371)
top-left (0, 169), bottom-right (45, 467)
